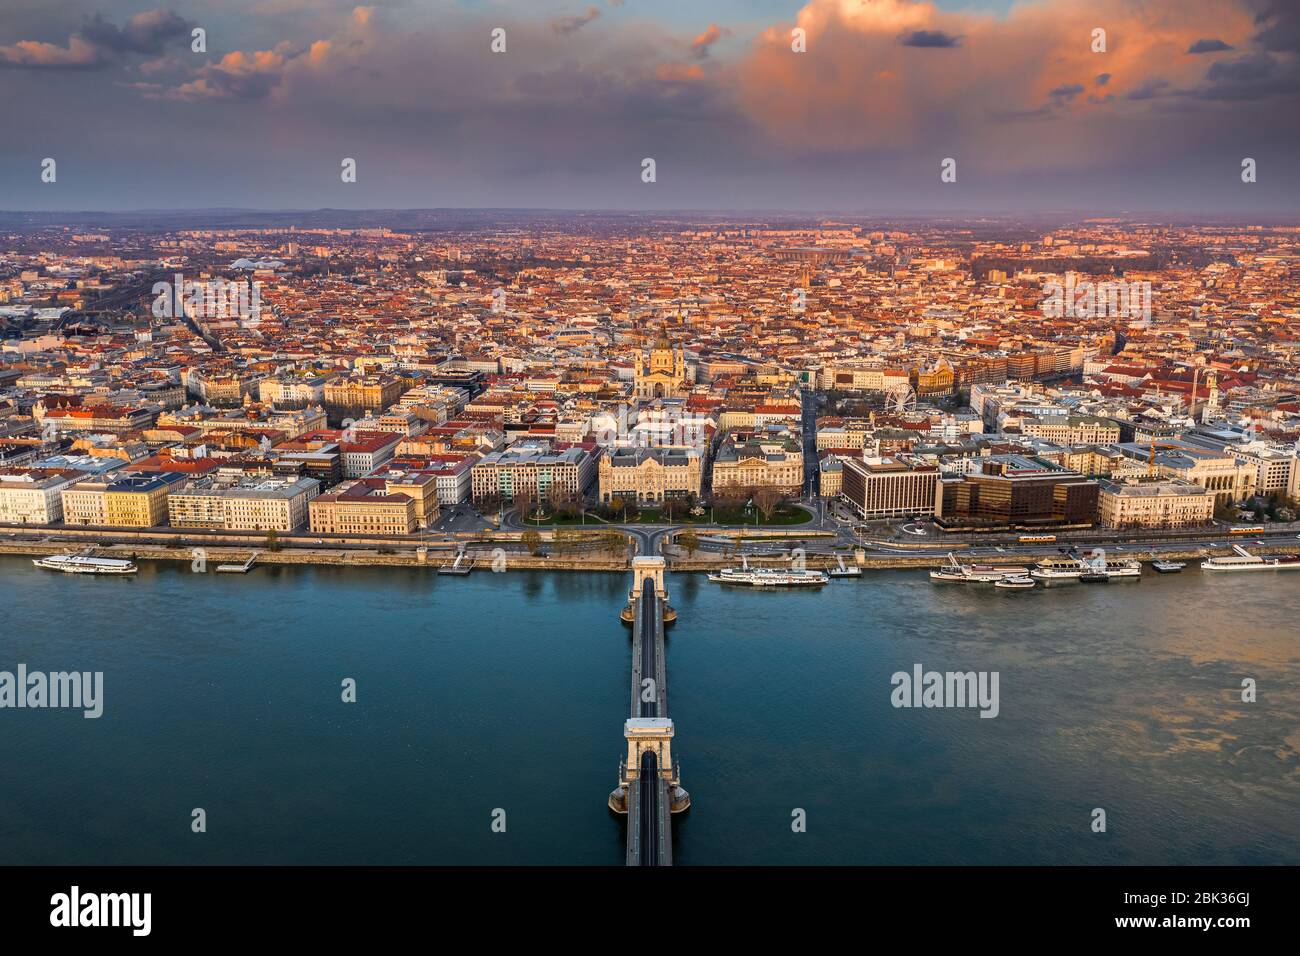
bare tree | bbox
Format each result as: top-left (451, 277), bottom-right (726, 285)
top-left (754, 486), bottom-right (783, 522)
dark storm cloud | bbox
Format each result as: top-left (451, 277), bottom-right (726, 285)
top-left (1187, 38), bottom-right (1233, 53)
top-left (2, 0), bottom-right (1299, 214)
top-left (1251, 0), bottom-right (1300, 52)
top-left (1191, 52), bottom-right (1299, 101)
top-left (1126, 77), bottom-right (1172, 100)
top-left (1049, 83), bottom-right (1084, 101)
top-left (899, 30), bottom-right (962, 49)
top-left (0, 8), bottom-right (192, 69)
top-left (78, 10), bottom-right (192, 55)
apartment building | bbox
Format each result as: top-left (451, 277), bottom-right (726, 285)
top-left (471, 445), bottom-right (596, 503)
top-left (168, 475), bottom-right (320, 532)
top-left (0, 470), bottom-right (80, 524)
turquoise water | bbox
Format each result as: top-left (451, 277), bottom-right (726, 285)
top-left (0, 555), bottom-right (1296, 865)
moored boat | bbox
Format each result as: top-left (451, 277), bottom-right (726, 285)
top-left (33, 553), bottom-right (137, 575)
top-left (1151, 559), bottom-right (1185, 574)
top-left (1031, 554), bottom-right (1141, 582)
top-left (994, 575), bottom-right (1036, 590)
top-left (1201, 546), bottom-right (1300, 573)
top-left (929, 552), bottom-right (1028, 583)
top-left (707, 566), bottom-right (829, 588)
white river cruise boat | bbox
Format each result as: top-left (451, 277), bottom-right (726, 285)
top-left (1201, 545), bottom-right (1300, 573)
top-left (1030, 554), bottom-right (1141, 582)
top-left (707, 566), bottom-right (829, 588)
top-left (33, 553), bottom-right (138, 575)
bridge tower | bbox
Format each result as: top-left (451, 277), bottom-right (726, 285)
top-left (620, 556), bottom-right (676, 624)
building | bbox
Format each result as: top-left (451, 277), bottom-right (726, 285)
top-left (471, 445), bottom-right (596, 504)
top-left (63, 473), bottom-right (183, 528)
top-left (308, 479), bottom-right (418, 535)
top-left (105, 474), bottom-right (182, 527)
top-left (1226, 442), bottom-right (1296, 498)
top-left (1022, 416), bottom-right (1121, 445)
top-left (167, 475), bottom-right (320, 532)
top-left (0, 470), bottom-right (80, 524)
top-left (377, 470), bottom-right (441, 528)
top-left (1098, 478), bottom-right (1214, 530)
top-left (323, 376), bottom-right (404, 422)
top-left (633, 334), bottom-right (687, 400)
top-left (840, 455), bottom-right (938, 518)
top-left (935, 457), bottom-right (1099, 530)
top-left (598, 447), bottom-right (702, 505)
top-left (39, 404), bottom-right (156, 434)
top-left (711, 429), bottom-right (803, 497)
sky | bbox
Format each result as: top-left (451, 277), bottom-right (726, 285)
top-left (0, 0), bottom-right (1297, 214)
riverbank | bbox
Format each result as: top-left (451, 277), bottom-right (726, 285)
top-left (5, 536), bottom-right (1297, 573)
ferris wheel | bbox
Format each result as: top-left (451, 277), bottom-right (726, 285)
top-left (887, 386), bottom-right (917, 415)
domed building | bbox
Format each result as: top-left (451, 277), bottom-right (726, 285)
top-left (634, 332), bottom-right (687, 400)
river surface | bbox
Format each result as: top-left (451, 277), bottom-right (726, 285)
top-left (0, 555), bottom-right (1296, 865)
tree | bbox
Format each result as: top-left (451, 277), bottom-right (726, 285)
top-left (514, 488), bottom-right (537, 524)
top-left (754, 486), bottom-right (783, 522)
top-left (602, 530), bottom-right (626, 556)
top-left (521, 529), bottom-right (542, 556)
top-left (266, 528), bottom-right (280, 552)
top-left (678, 530), bottom-right (700, 557)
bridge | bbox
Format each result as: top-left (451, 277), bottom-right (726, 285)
top-left (608, 557), bottom-right (689, 865)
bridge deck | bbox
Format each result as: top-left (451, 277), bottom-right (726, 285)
top-left (626, 576), bottom-right (672, 866)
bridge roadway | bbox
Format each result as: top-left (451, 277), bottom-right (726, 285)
top-left (626, 576), bottom-right (672, 866)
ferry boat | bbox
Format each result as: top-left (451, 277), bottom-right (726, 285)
top-left (1030, 554), bottom-right (1142, 582)
top-left (33, 553), bottom-right (137, 575)
top-left (1151, 559), bottom-right (1186, 574)
top-left (707, 566), bottom-right (829, 588)
top-left (1201, 545), bottom-right (1300, 573)
top-left (930, 553), bottom-right (1029, 583)
top-left (994, 575), bottom-right (1036, 590)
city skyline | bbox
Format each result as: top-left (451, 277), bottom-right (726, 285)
top-left (2, 0), bottom-right (1299, 213)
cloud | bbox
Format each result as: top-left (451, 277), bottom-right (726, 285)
top-left (0, 35), bottom-right (104, 69)
top-left (1049, 83), bottom-right (1085, 101)
top-left (550, 5), bottom-right (602, 36)
top-left (0, 9), bottom-right (192, 69)
top-left (79, 10), bottom-right (192, 55)
top-left (900, 30), bottom-right (961, 48)
top-left (1187, 38), bottom-right (1233, 53)
top-left (690, 23), bottom-right (728, 59)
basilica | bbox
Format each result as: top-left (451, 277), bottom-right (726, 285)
top-left (634, 334), bottom-right (687, 400)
